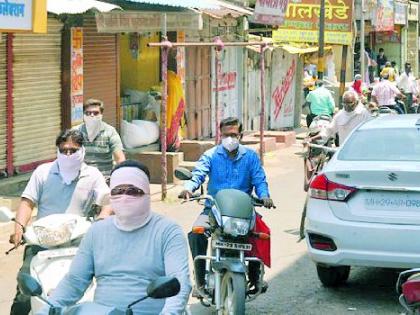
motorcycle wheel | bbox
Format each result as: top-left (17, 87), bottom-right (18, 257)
top-left (221, 271), bottom-right (246, 315)
top-left (303, 157), bottom-right (314, 192)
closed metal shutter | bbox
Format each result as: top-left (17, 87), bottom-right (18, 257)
top-left (0, 34), bottom-right (7, 171)
top-left (83, 17), bottom-right (119, 128)
top-left (13, 18), bottom-right (63, 170)
top-left (407, 22), bottom-right (419, 75)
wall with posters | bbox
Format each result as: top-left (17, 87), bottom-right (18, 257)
top-left (211, 47), bottom-right (245, 135)
top-left (269, 49), bottom-right (298, 129)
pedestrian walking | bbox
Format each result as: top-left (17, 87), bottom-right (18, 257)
top-left (376, 48), bottom-right (388, 76)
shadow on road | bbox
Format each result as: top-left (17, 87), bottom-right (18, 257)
top-left (189, 253), bottom-right (406, 315)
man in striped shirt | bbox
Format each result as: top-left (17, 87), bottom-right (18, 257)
top-left (371, 74), bottom-right (404, 114)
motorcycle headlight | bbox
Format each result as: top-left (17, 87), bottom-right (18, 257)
top-left (222, 216), bottom-right (250, 237)
top-left (33, 219), bottom-right (77, 248)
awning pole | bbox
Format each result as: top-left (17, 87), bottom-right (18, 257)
top-left (160, 38), bottom-right (172, 201)
top-left (214, 37), bottom-right (224, 144)
top-left (6, 34), bottom-right (14, 177)
top-left (259, 43), bottom-right (267, 165)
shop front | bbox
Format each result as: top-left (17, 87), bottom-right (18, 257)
top-left (407, 1), bottom-right (419, 75)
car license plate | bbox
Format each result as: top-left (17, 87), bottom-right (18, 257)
top-left (212, 240), bottom-right (252, 251)
top-left (37, 247), bottom-right (78, 260)
top-left (364, 193), bottom-right (420, 211)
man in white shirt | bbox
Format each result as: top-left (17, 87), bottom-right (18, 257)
top-left (310, 90), bottom-right (371, 146)
top-left (397, 62), bottom-right (418, 111)
top-left (372, 74), bottom-right (405, 113)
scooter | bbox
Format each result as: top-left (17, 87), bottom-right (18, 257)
top-left (175, 168), bottom-right (274, 315)
top-left (17, 272), bottom-right (180, 314)
top-left (396, 268), bottom-right (420, 314)
top-left (0, 207), bottom-right (94, 314)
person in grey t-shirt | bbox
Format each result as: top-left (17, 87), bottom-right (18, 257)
top-left (41, 160), bottom-right (191, 315)
top-left (10, 129), bottom-right (112, 315)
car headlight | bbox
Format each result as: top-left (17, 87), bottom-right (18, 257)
top-left (222, 216), bottom-right (250, 237)
top-left (33, 219), bottom-right (76, 248)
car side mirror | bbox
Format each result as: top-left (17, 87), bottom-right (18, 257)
top-left (147, 277), bottom-right (180, 299)
top-left (174, 167), bottom-right (193, 181)
top-left (0, 207), bottom-right (14, 223)
top-left (17, 273), bottom-right (43, 297)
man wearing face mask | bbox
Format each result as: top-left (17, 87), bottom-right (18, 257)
top-left (311, 90), bottom-right (371, 146)
top-left (179, 117), bottom-right (274, 293)
top-left (75, 99), bottom-right (125, 176)
top-left (10, 129), bottom-right (111, 315)
top-left (41, 160), bottom-right (191, 315)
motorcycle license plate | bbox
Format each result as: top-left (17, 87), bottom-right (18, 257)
top-left (37, 247), bottom-right (78, 260)
top-left (212, 240), bottom-right (252, 251)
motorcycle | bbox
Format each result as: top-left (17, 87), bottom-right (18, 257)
top-left (396, 268), bottom-right (420, 314)
top-left (174, 168), bottom-right (273, 315)
top-left (17, 272), bottom-right (180, 315)
top-left (0, 207), bottom-right (94, 314)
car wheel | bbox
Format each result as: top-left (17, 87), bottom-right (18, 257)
top-left (316, 265), bottom-right (350, 287)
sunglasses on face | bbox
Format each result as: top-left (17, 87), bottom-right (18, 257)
top-left (85, 110), bottom-right (101, 117)
top-left (59, 147), bottom-right (80, 155)
top-left (222, 133), bottom-right (240, 138)
top-left (111, 186), bottom-right (146, 196)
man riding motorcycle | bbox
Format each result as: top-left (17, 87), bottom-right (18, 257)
top-left (179, 117), bottom-right (274, 294)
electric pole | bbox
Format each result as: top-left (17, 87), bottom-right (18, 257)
top-left (317, 0), bottom-right (326, 79)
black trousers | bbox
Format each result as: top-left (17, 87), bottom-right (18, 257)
top-left (10, 246), bottom-right (45, 315)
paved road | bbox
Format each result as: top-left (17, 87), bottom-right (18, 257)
top-left (0, 145), bottom-right (407, 314)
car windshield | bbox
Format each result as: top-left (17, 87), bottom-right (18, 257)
top-left (338, 128), bottom-right (420, 161)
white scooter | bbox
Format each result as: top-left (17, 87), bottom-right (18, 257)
top-left (0, 207), bottom-right (94, 314)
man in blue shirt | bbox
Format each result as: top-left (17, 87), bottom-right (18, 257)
top-left (179, 117), bottom-right (274, 292)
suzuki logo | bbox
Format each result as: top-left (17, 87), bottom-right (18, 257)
top-left (388, 173), bottom-right (398, 181)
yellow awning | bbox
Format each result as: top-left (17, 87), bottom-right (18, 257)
top-left (279, 44), bottom-right (333, 55)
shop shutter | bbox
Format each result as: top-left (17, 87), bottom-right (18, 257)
top-left (0, 34), bottom-right (7, 172)
top-left (407, 22), bottom-right (418, 75)
top-left (12, 18), bottom-right (63, 171)
top-left (83, 17), bottom-right (119, 128)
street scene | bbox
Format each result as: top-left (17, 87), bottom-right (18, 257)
top-left (1, 0), bottom-right (420, 314)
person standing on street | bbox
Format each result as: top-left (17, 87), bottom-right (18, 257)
top-left (305, 80), bottom-right (335, 127)
top-left (76, 99), bottom-right (125, 176)
top-left (397, 62), bottom-right (418, 111)
top-left (39, 160), bottom-right (191, 315)
top-left (380, 61), bottom-right (397, 82)
top-left (310, 90), bottom-right (371, 146)
top-left (10, 129), bottom-right (111, 315)
top-left (372, 73), bottom-right (405, 113)
top-left (179, 117), bottom-right (274, 294)
top-left (376, 48), bottom-right (388, 76)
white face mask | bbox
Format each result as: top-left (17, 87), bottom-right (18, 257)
top-left (84, 114), bottom-right (103, 142)
top-left (110, 195), bottom-right (151, 231)
top-left (56, 147), bottom-right (85, 185)
top-left (221, 136), bottom-right (239, 152)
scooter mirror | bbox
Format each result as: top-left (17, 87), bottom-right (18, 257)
top-left (17, 273), bottom-right (43, 297)
top-left (0, 207), bottom-right (14, 223)
top-left (174, 167), bottom-right (193, 181)
top-left (146, 277), bottom-right (181, 299)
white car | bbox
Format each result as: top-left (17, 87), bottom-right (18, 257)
top-left (305, 114), bottom-right (420, 287)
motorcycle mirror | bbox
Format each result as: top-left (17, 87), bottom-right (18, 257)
top-left (0, 207), bottom-right (14, 223)
top-left (174, 167), bottom-right (193, 181)
top-left (147, 277), bottom-right (181, 299)
top-left (17, 273), bottom-right (43, 297)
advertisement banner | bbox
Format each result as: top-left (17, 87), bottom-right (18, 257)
top-left (272, 0), bottom-right (353, 45)
top-left (252, 0), bottom-right (289, 25)
top-left (270, 50), bottom-right (297, 129)
top-left (71, 28), bottom-right (84, 126)
top-left (373, 0), bottom-right (394, 31)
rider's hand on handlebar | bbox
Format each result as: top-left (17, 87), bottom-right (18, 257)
top-left (262, 197), bottom-right (275, 209)
top-left (179, 190), bottom-right (193, 200)
top-left (11, 224), bottom-right (23, 248)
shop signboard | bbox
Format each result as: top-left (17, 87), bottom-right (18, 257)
top-left (373, 0), bottom-right (394, 31)
top-left (71, 27), bottom-right (84, 126)
top-left (95, 11), bottom-right (203, 33)
top-left (394, 1), bottom-right (407, 25)
top-left (272, 0), bottom-right (353, 45)
top-left (0, 0), bottom-right (46, 33)
top-left (252, 0), bottom-right (289, 25)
